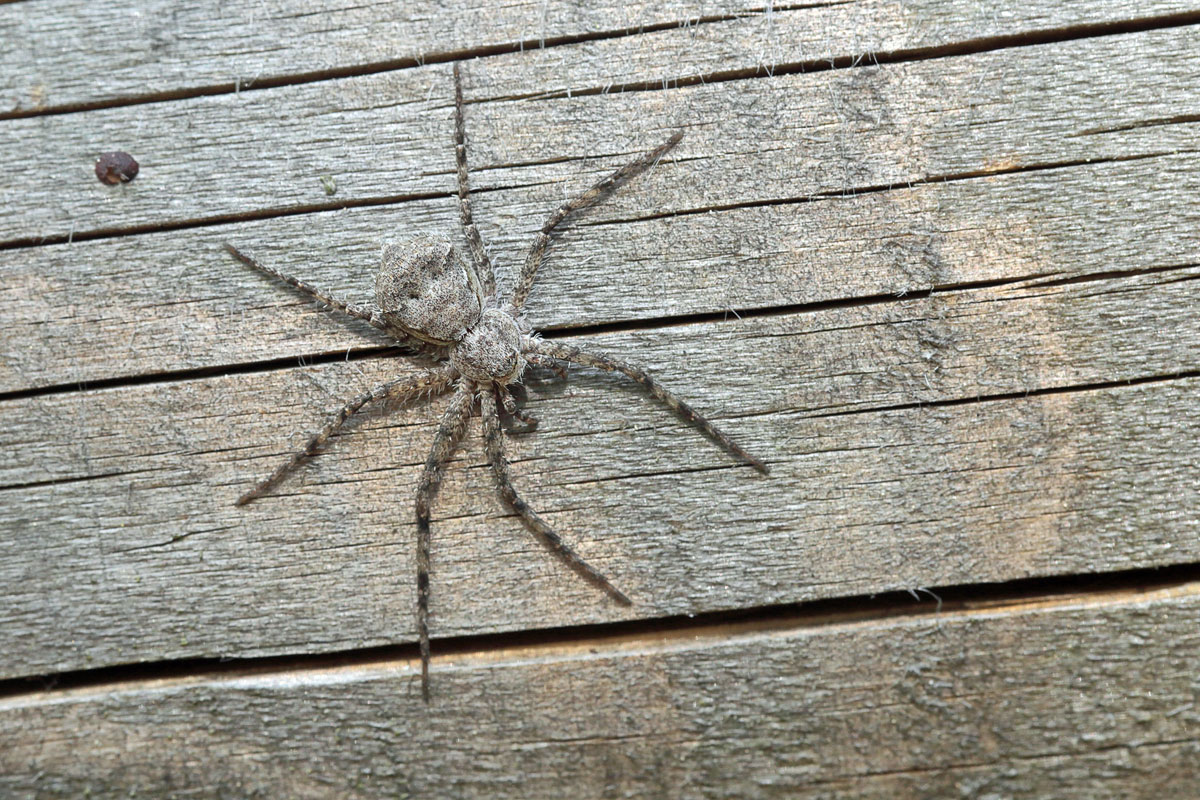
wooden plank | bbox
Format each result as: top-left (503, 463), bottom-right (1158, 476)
top-left (3, 584), bottom-right (1198, 798)
top-left (4, 271), bottom-right (1199, 676)
top-left (4, 0), bottom-right (1194, 112)
top-left (4, 3), bottom-right (1198, 791)
top-left (0, 0), bottom-right (751, 111)
top-left (5, 149), bottom-right (1200, 392)
top-left (3, 24), bottom-right (1198, 245)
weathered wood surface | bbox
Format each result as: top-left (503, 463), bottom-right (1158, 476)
top-left (4, 0), bottom-right (1196, 113)
top-left (6, 149), bottom-right (1200, 392)
top-left (3, 0), bottom-right (1200, 795)
top-left (3, 585), bottom-right (1199, 798)
top-left (4, 283), bottom-right (1200, 675)
top-left (4, 20), bottom-right (1200, 246)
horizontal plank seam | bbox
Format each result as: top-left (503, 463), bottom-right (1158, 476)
top-left (2, 275), bottom-right (1196, 406)
top-left (5, 9), bottom-right (1199, 121)
top-left (583, 151), bottom-right (1190, 229)
top-left (0, 189), bottom-right (449, 252)
top-left (0, 466), bottom-right (158, 493)
top-left (801, 368), bottom-right (1200, 420)
top-left (1, 147), bottom-right (1184, 255)
top-left (0, 8), bottom-right (761, 121)
top-left (1020, 261), bottom-right (1200, 289)
top-left (0, 347), bottom-right (403, 404)
top-left (2, 561), bottom-right (1198, 707)
top-left (504, 11), bottom-right (1200, 101)
top-left (1071, 112), bottom-right (1200, 138)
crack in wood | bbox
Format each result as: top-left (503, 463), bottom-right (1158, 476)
top-left (801, 368), bottom-right (1200, 420)
top-left (496, 10), bottom-right (1200, 101)
top-left (6, 8), bottom-right (1199, 123)
top-left (2, 563), bottom-right (1197, 704)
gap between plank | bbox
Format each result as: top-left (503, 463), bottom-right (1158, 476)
top-left (3, 9), bottom-right (1198, 121)
top-left (798, 368), bottom-right (1200, 421)
top-left (1, 273), bottom-right (1196, 407)
top-left (503, 11), bottom-right (1200, 101)
top-left (2, 562), bottom-right (1198, 707)
top-left (0, 149), bottom-right (1181, 254)
top-left (0, 8), bottom-right (766, 121)
top-left (586, 151), bottom-right (1185, 229)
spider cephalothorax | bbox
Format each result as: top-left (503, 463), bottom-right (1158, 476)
top-left (227, 63), bottom-right (767, 701)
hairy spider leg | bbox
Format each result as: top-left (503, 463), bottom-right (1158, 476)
top-left (496, 382), bottom-right (538, 432)
top-left (452, 63), bottom-right (498, 299)
top-left (510, 130), bottom-right (685, 311)
top-left (480, 389), bottom-right (632, 607)
top-left (414, 385), bottom-right (475, 702)
top-left (526, 352), bottom-right (569, 380)
top-left (236, 367), bottom-right (457, 506)
top-left (224, 243), bottom-right (388, 332)
top-left (529, 340), bottom-right (768, 474)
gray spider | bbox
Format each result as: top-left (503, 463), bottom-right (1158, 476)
top-left (227, 63), bottom-right (767, 701)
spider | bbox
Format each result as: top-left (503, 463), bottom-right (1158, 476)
top-left (226, 63), bottom-right (768, 701)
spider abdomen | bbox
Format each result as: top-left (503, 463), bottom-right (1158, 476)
top-left (376, 234), bottom-right (482, 344)
top-left (452, 308), bottom-right (525, 383)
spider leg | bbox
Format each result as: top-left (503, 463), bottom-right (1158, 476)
top-left (480, 388), bottom-right (632, 606)
top-left (452, 63), bottom-right (497, 299)
top-left (510, 130), bottom-right (684, 311)
top-left (414, 382), bottom-right (475, 702)
top-left (528, 339), bottom-right (768, 474)
top-left (224, 243), bottom-right (388, 332)
top-left (237, 366), bottom-right (457, 506)
top-left (497, 383), bottom-right (538, 432)
top-left (526, 352), bottom-right (569, 380)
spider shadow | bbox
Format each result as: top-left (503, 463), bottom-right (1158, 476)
top-left (516, 361), bottom-right (670, 439)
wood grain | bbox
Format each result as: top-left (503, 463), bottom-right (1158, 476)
top-left (3, 24), bottom-right (1198, 245)
top-left (4, 0), bottom-right (1195, 112)
top-left (5, 279), bottom-right (1199, 677)
top-left (5, 149), bottom-right (1200, 392)
top-left (3, 0), bottom-right (1200, 793)
top-left (3, 585), bottom-right (1198, 798)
